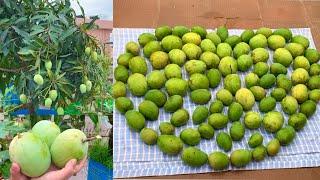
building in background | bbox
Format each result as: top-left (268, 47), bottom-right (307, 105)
top-left (72, 0), bottom-right (113, 53)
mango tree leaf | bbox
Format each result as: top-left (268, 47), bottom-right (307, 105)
top-left (12, 26), bottom-right (29, 38)
top-left (30, 14), bottom-right (48, 21)
top-left (49, 31), bottom-right (58, 45)
top-left (3, 0), bottom-right (11, 8)
top-left (0, 29), bottom-right (9, 42)
top-left (17, 47), bottom-right (35, 56)
top-left (57, 84), bottom-right (72, 98)
top-left (14, 17), bottom-right (27, 24)
top-left (60, 27), bottom-right (77, 41)
top-left (88, 112), bottom-right (98, 126)
top-left (0, 18), bottom-right (10, 26)
top-left (0, 121), bottom-right (11, 138)
top-left (0, 150), bottom-right (10, 162)
top-left (55, 60), bottom-right (62, 75)
top-left (58, 14), bottom-right (69, 27)
top-left (30, 26), bottom-right (45, 36)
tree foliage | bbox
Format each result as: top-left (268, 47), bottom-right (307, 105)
top-left (0, 0), bottom-right (111, 116)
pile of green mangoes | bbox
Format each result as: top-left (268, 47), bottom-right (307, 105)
top-left (113, 25), bottom-right (320, 170)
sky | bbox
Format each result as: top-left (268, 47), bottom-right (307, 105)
top-left (70, 0), bottom-right (113, 21)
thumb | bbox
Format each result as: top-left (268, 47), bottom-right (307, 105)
top-left (56, 159), bottom-right (77, 180)
top-left (10, 163), bottom-right (27, 180)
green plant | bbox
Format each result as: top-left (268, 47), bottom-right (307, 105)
top-left (0, 118), bottom-right (28, 178)
top-left (89, 140), bottom-right (113, 169)
top-left (0, 159), bottom-right (11, 179)
top-left (0, 0), bottom-right (111, 125)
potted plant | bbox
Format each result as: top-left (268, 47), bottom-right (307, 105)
top-left (88, 137), bottom-right (113, 179)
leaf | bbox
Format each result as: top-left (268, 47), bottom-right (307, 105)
top-left (30, 26), bottom-right (45, 36)
top-left (88, 113), bottom-right (99, 126)
top-left (55, 60), bottom-right (62, 75)
top-left (82, 16), bottom-right (99, 30)
top-left (3, 0), bottom-right (11, 8)
top-left (60, 27), bottom-right (77, 41)
top-left (0, 150), bottom-right (10, 162)
top-left (64, 102), bottom-right (82, 116)
top-left (12, 26), bottom-right (29, 38)
top-left (58, 14), bottom-right (69, 27)
top-left (0, 130), bottom-right (9, 139)
top-left (35, 55), bottom-right (41, 67)
top-left (5, 124), bottom-right (25, 134)
top-left (0, 18), bottom-right (10, 26)
top-left (57, 84), bottom-right (72, 98)
top-left (59, 53), bottom-right (72, 58)
top-left (14, 17), bottom-right (27, 24)
top-left (17, 47), bottom-right (35, 56)
top-left (0, 29), bottom-right (9, 42)
top-left (34, 36), bottom-right (47, 48)
top-left (30, 14), bottom-right (48, 21)
top-left (49, 31), bottom-right (58, 45)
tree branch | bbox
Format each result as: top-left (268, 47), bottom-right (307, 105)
top-left (0, 66), bottom-right (28, 73)
top-left (82, 128), bottom-right (112, 143)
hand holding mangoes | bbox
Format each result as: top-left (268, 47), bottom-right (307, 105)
top-left (9, 120), bottom-right (88, 177)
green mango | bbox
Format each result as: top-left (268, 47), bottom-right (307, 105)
top-left (157, 135), bottom-right (183, 155)
top-left (208, 113), bottom-right (228, 129)
top-left (190, 89), bottom-right (211, 105)
top-left (248, 132), bottom-right (263, 148)
top-left (198, 123), bottom-right (214, 139)
top-left (192, 106), bottom-right (209, 125)
top-left (115, 97), bottom-right (134, 114)
top-left (144, 89), bottom-right (167, 107)
top-left (288, 113), bottom-right (307, 131)
top-left (266, 139), bottom-right (280, 156)
top-left (138, 100), bottom-right (159, 120)
top-left (228, 102), bottom-right (243, 122)
top-left (155, 26), bottom-right (172, 40)
top-left (252, 145), bottom-right (267, 161)
top-left (209, 100), bottom-right (224, 114)
top-left (229, 121), bottom-right (245, 141)
top-left (164, 95), bottom-right (183, 112)
top-left (217, 26), bottom-right (228, 42)
top-left (207, 69), bottom-right (221, 88)
top-left (224, 74), bottom-right (241, 95)
top-left (216, 132), bottom-right (232, 152)
top-left (259, 73), bottom-right (276, 89)
top-left (230, 149), bottom-right (252, 168)
top-left (181, 147), bottom-right (208, 167)
top-left (114, 65), bottom-right (129, 83)
top-left (180, 128), bottom-right (201, 146)
top-left (159, 122), bottom-right (175, 135)
top-left (140, 128), bottom-right (158, 145)
top-left (276, 126), bottom-right (296, 146)
top-left (138, 33), bottom-right (157, 47)
top-left (170, 109), bottom-right (189, 127)
top-left (125, 110), bottom-right (145, 132)
top-left (259, 96), bottom-right (276, 113)
top-left (208, 151), bottom-right (229, 170)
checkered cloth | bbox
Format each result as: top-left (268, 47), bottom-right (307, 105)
top-left (113, 28), bottom-right (320, 178)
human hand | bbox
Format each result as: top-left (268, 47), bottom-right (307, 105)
top-left (10, 158), bottom-right (87, 180)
